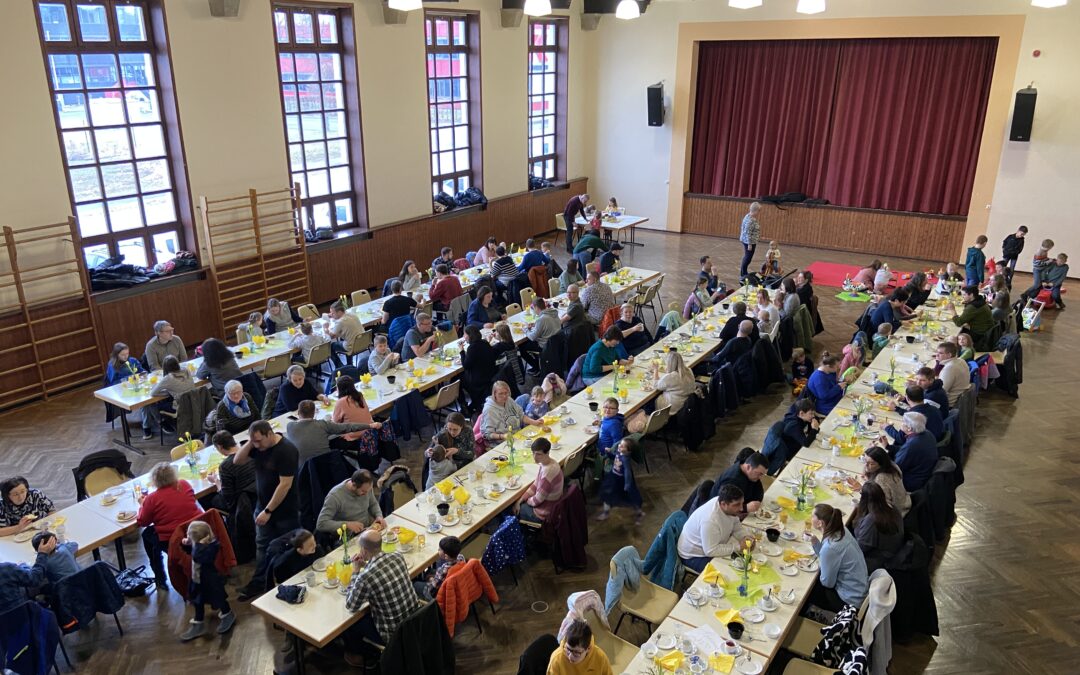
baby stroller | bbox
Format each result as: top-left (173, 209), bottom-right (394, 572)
top-left (1021, 298), bottom-right (1045, 332)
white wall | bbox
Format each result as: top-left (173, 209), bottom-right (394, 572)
top-left (585, 0), bottom-right (1080, 274)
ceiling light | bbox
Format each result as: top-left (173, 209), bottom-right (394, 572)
top-left (729, 0), bottom-right (763, 8)
top-left (615, 0), bottom-right (641, 20)
top-left (796, 0), bottom-right (826, 14)
top-left (524, 0), bottom-right (553, 16)
top-left (1031, 0), bottom-right (1067, 7)
top-left (387, 0), bottom-right (423, 11)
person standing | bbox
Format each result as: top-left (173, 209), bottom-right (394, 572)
top-left (738, 202), bottom-right (761, 281)
top-left (1001, 226), bottom-right (1028, 282)
top-left (563, 193), bottom-right (590, 253)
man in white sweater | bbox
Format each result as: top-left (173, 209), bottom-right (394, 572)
top-left (677, 484), bottom-right (749, 573)
top-left (934, 341), bottom-right (970, 407)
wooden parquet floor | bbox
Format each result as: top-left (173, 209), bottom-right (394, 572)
top-left (2, 230), bottom-right (1076, 674)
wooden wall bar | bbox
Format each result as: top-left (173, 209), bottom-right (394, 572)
top-left (306, 179), bottom-right (586, 303)
top-left (682, 194), bottom-right (968, 263)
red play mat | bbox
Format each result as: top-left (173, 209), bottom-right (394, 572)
top-left (803, 261), bottom-right (929, 289)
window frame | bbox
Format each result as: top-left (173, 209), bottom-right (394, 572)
top-left (424, 10), bottom-right (483, 204)
top-left (526, 17), bottom-right (568, 185)
top-left (34, 0), bottom-right (194, 269)
top-left (272, 2), bottom-right (369, 233)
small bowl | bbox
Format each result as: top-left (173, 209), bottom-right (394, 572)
top-left (727, 621), bottom-right (745, 640)
top-left (765, 528), bottom-right (780, 543)
top-left (905, 335), bottom-right (915, 343)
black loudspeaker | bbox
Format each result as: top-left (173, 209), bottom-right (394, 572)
top-left (1009, 87), bottom-right (1037, 142)
top-left (647, 83), bottom-right (664, 127)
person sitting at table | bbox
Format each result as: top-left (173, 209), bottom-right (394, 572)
top-left (204, 431), bottom-right (257, 514)
top-left (852, 260), bottom-right (882, 292)
top-left (846, 446), bottom-right (911, 516)
top-left (683, 275), bottom-right (714, 320)
top-left (467, 287), bottom-right (500, 330)
top-left (559, 258), bottom-right (583, 294)
top-left (0, 539), bottom-right (52, 608)
top-left (381, 280), bottom-right (418, 329)
top-left (912, 366), bottom-right (950, 414)
top-left (136, 462), bottom-right (202, 589)
top-left (718, 302), bottom-right (760, 343)
top-left (710, 448), bottom-right (767, 514)
top-left (712, 319), bottom-right (754, 369)
top-left (105, 341), bottom-right (144, 386)
top-left (492, 322), bottom-right (520, 366)
top-left (935, 262), bottom-right (965, 294)
top-left (699, 256), bottom-right (722, 296)
top-left (151, 355), bottom-right (196, 402)
top-left (331, 376), bottom-right (394, 471)
top-left (515, 386), bottom-right (550, 419)
top-left (241, 311), bottom-right (265, 340)
top-left (806, 353), bottom-right (852, 415)
top-left (838, 337), bottom-right (865, 375)
top-left (273, 365), bottom-right (329, 416)
top-left (806, 504), bottom-right (869, 612)
top-left (287, 321), bottom-right (325, 364)
top-left (796, 270), bottom-right (817, 307)
top-left (481, 380), bottom-right (543, 443)
top-left (947, 285), bottom-right (995, 342)
top-left (583, 327), bottom-right (633, 386)
top-left (431, 246), bottom-right (455, 275)
top-left (597, 242), bottom-right (623, 275)
top-left (677, 484), bottom-right (749, 573)
top-left (475, 237), bottom-right (498, 265)
top-left (264, 298), bottom-right (301, 334)
top-left (933, 341), bottom-right (969, 408)
top-left (432, 412), bottom-right (476, 468)
top-left (652, 350), bottom-right (696, 415)
top-left (398, 260), bottom-right (423, 293)
top-left (424, 445), bottom-right (457, 491)
top-left (287, 400), bottom-right (378, 464)
top-left (343, 530), bottom-right (419, 666)
top-left (414, 536), bottom-right (465, 602)
top-left (196, 338), bottom-right (243, 399)
top-left (316, 469), bottom-right (386, 538)
top-left (365, 334), bottom-right (399, 375)
top-left (879, 412), bottom-right (937, 492)
top-left (561, 284), bottom-right (586, 328)
top-left (0, 477), bottom-right (55, 537)
top-left (902, 272), bottom-right (933, 310)
top-left (327, 300), bottom-right (364, 367)
top-left (790, 347), bottom-right (814, 387)
top-left (525, 296), bottom-right (561, 352)
top-left (756, 308), bottom-right (775, 337)
top-left (517, 238), bottom-right (549, 273)
top-left (985, 273), bottom-right (1011, 315)
top-left (849, 482), bottom-right (905, 573)
top-left (547, 619), bottom-right (614, 675)
top-left (515, 437), bottom-right (563, 525)
top-left (757, 287), bottom-right (780, 329)
top-left (269, 528), bottom-right (326, 586)
top-left (870, 289), bottom-right (911, 334)
top-left (490, 245), bottom-right (521, 291)
top-left (402, 312), bottom-right (439, 359)
top-left (145, 320), bottom-right (188, 371)
top-left (871, 323), bottom-right (892, 358)
top-left (956, 333), bottom-right (976, 362)
top-left (460, 325), bottom-right (498, 414)
top-left (615, 303), bottom-right (650, 356)
top-left (214, 379), bottom-right (258, 438)
top-left (31, 532), bottom-right (81, 584)
top-left (891, 385), bottom-right (944, 441)
top-left (767, 398), bottom-right (820, 474)
top-left (581, 271), bottom-right (616, 326)
top-left (781, 277), bottom-right (801, 317)
top-left (428, 264), bottom-right (464, 313)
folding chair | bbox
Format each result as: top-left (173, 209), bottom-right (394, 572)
top-left (297, 303), bottom-right (320, 322)
top-left (350, 289), bottom-right (372, 306)
top-left (423, 381), bottom-right (461, 427)
top-left (520, 287), bottom-right (537, 308)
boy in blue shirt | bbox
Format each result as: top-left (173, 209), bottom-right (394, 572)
top-left (32, 532), bottom-right (81, 583)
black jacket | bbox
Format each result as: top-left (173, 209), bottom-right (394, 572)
top-left (719, 313), bottom-right (760, 343)
top-left (380, 601), bottom-right (454, 674)
top-left (1001, 233), bottom-right (1025, 260)
top-left (781, 409), bottom-right (819, 457)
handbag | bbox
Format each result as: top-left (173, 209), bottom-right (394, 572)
top-left (116, 565), bottom-right (154, 597)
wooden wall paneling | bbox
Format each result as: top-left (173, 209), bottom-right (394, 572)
top-left (681, 194), bottom-right (967, 264)
top-left (307, 179), bottom-right (586, 304)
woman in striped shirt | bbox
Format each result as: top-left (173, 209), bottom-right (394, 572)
top-left (515, 438), bottom-right (563, 524)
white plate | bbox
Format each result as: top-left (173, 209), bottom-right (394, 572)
top-left (764, 623), bottom-right (782, 639)
top-left (736, 658), bottom-right (763, 674)
top-left (739, 607), bottom-right (765, 623)
top-left (752, 553), bottom-right (768, 565)
top-left (758, 598), bottom-right (778, 613)
top-left (655, 633), bottom-right (676, 650)
top-left (13, 530), bottom-right (35, 543)
top-left (116, 511), bottom-right (136, 522)
top-left (779, 564), bottom-right (798, 577)
top-left (780, 530), bottom-right (797, 541)
top-left (797, 558), bottom-right (820, 572)
top-left (312, 558), bottom-right (328, 572)
top-left (489, 484), bottom-right (506, 494)
top-left (485, 466), bottom-right (499, 473)
top-left (754, 510), bottom-right (775, 522)
top-left (759, 543), bottom-right (782, 557)
top-left (791, 543), bottom-right (814, 556)
top-left (322, 579), bottom-right (339, 589)
top-left (441, 515), bottom-right (459, 527)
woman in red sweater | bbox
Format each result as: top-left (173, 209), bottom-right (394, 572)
top-left (137, 462), bottom-right (202, 589)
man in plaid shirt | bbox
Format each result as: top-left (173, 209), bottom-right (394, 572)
top-left (344, 530), bottom-right (418, 665)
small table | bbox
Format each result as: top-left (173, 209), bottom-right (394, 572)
top-left (575, 214), bottom-right (649, 247)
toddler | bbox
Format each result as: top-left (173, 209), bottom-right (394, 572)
top-left (180, 521), bottom-right (235, 641)
top-left (872, 323), bottom-right (893, 358)
top-left (425, 445), bottom-right (457, 491)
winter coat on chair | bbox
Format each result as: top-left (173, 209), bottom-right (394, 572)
top-left (165, 509), bottom-right (236, 600)
top-left (379, 600), bottom-right (455, 675)
top-left (643, 510), bottom-right (687, 590)
top-left (541, 483), bottom-right (588, 572)
top-left (50, 561), bottom-right (125, 633)
top-left (604, 545), bottom-right (643, 615)
top-left (436, 558), bottom-right (499, 636)
top-left (481, 515), bottom-right (526, 577)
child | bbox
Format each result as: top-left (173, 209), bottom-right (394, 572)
top-left (1022, 239), bottom-right (1056, 302)
top-left (270, 529), bottom-right (325, 587)
top-left (596, 399), bottom-right (628, 521)
top-left (965, 235), bottom-right (989, 286)
top-left (839, 339), bottom-right (865, 375)
top-left (790, 348), bottom-right (814, 387)
top-left (365, 334), bottom-right (400, 374)
top-left (936, 262), bottom-right (965, 294)
top-left (956, 333), bottom-right (975, 361)
top-left (414, 536), bottom-right (465, 601)
top-left (1001, 226), bottom-right (1028, 276)
top-left (243, 311), bottom-right (264, 339)
top-left (757, 308), bottom-right (774, 336)
top-left (874, 263), bottom-right (894, 294)
top-left (599, 437), bottom-right (644, 524)
top-left (180, 521), bottom-right (235, 641)
top-left (872, 323), bottom-right (893, 358)
top-left (1042, 253), bottom-right (1069, 309)
top-left (541, 241), bottom-right (563, 279)
top-left (516, 386), bottom-right (549, 419)
top-left (760, 240), bottom-right (782, 277)
top-left (287, 322), bottom-right (324, 363)
top-left (31, 532), bottom-right (81, 584)
top-left (606, 197), bottom-right (619, 213)
top-left (425, 445), bottom-right (457, 491)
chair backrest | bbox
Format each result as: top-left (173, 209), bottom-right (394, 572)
top-left (261, 352), bottom-right (293, 380)
top-left (520, 287), bottom-right (537, 307)
top-left (348, 329), bottom-right (374, 356)
top-left (351, 289), bottom-right (372, 306)
top-left (644, 406), bottom-right (671, 434)
top-left (235, 325), bottom-right (249, 345)
top-left (72, 449), bottom-right (134, 500)
top-left (306, 341), bottom-right (332, 367)
top-left (562, 446), bottom-right (584, 480)
top-left (548, 278), bottom-right (561, 298)
top-left (505, 302), bottom-right (522, 317)
top-left (554, 213), bottom-right (565, 231)
top-left (170, 439), bottom-right (204, 461)
top-left (297, 303), bottom-right (319, 321)
top-left (431, 381), bottom-right (460, 409)
top-left (83, 467), bottom-right (128, 498)
top-left (392, 480), bottom-right (416, 510)
top-left (448, 293), bottom-right (471, 324)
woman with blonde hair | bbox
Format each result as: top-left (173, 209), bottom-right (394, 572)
top-left (136, 462), bottom-right (202, 589)
top-left (652, 350), bottom-right (696, 415)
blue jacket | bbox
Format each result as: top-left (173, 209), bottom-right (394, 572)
top-left (482, 516), bottom-right (526, 576)
top-left (890, 430), bottom-right (938, 492)
top-left (869, 301), bottom-right (900, 333)
top-left (964, 246), bottom-right (986, 285)
top-left (466, 299), bottom-right (491, 329)
top-left (51, 561), bottom-right (125, 631)
top-left (643, 510), bottom-right (687, 590)
top-left (517, 249), bottom-right (547, 273)
top-left (895, 402), bottom-right (944, 441)
top-left (599, 413), bottom-right (625, 455)
top-left (807, 369), bottom-right (845, 415)
top-left (604, 545), bottom-right (643, 614)
top-left (105, 357), bottom-right (143, 386)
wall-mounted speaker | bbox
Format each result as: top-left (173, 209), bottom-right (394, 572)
top-left (1009, 87), bottom-right (1037, 142)
top-left (208, 0), bottom-right (240, 17)
top-left (647, 83), bottom-right (663, 127)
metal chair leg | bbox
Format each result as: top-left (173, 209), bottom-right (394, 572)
top-left (509, 565), bottom-right (518, 587)
top-left (472, 605), bottom-right (483, 633)
top-left (57, 634), bottom-right (72, 668)
top-left (614, 612), bottom-right (627, 635)
top-left (487, 598), bottom-right (497, 614)
top-left (113, 612), bottom-right (124, 636)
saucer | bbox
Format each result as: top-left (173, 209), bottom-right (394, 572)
top-left (116, 511), bottom-right (136, 522)
top-left (778, 589), bottom-right (797, 605)
top-left (441, 515), bottom-right (459, 526)
top-left (759, 543), bottom-right (782, 557)
top-left (737, 659), bottom-right (763, 674)
top-left (779, 564), bottom-right (798, 577)
top-left (426, 523), bottom-right (443, 533)
top-left (797, 558), bottom-right (820, 572)
top-left (312, 559), bottom-right (328, 572)
top-left (655, 633), bottom-right (676, 650)
top-left (780, 530), bottom-right (797, 541)
top-left (323, 579), bottom-right (339, 589)
top-left (739, 607), bottom-right (765, 623)
top-left (764, 624), bottom-right (782, 639)
top-left (720, 642), bottom-right (742, 657)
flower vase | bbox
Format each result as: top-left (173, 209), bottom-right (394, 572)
top-left (185, 454), bottom-right (198, 476)
top-left (341, 540), bottom-right (350, 566)
top-left (796, 494), bottom-right (806, 512)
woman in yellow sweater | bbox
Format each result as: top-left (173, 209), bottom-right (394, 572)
top-left (547, 621), bottom-right (613, 675)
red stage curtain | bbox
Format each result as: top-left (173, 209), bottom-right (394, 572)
top-left (821, 37), bottom-right (997, 216)
top-left (689, 40), bottom-right (841, 198)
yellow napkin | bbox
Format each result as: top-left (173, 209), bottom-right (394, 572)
top-left (435, 479), bottom-right (454, 496)
top-left (705, 324), bottom-right (716, 331)
top-left (804, 462), bottom-right (824, 472)
top-left (397, 527), bottom-right (416, 544)
top-left (776, 496), bottom-right (796, 510)
top-left (690, 336), bottom-right (704, 343)
top-left (715, 608), bottom-right (740, 625)
top-left (709, 653), bottom-right (736, 673)
top-left (424, 366), bottom-right (437, 375)
top-left (452, 486), bottom-right (470, 504)
top-left (657, 650), bottom-right (684, 671)
top-left (783, 549), bottom-right (809, 563)
top-left (701, 562), bottom-right (725, 585)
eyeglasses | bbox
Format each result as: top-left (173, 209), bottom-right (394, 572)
top-left (564, 645), bottom-right (587, 659)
